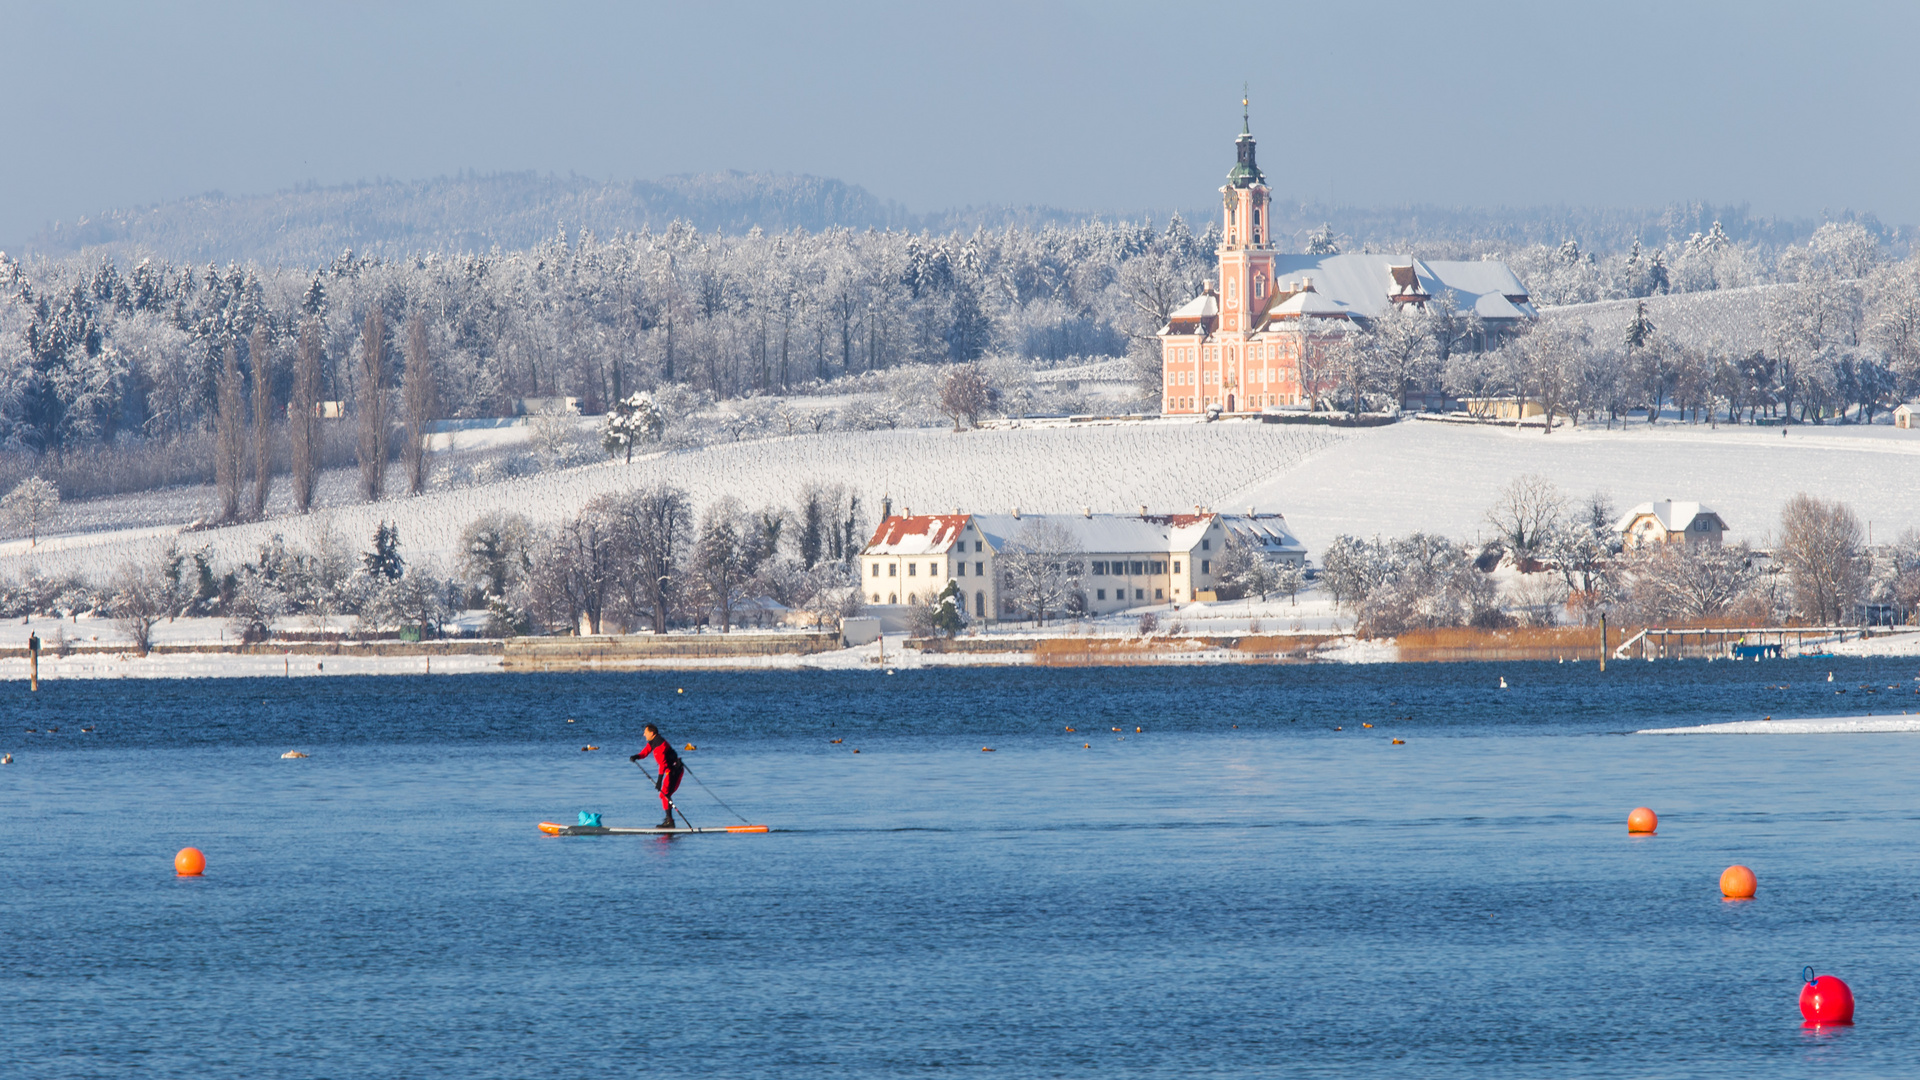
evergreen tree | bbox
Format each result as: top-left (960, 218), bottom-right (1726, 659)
top-left (363, 521), bottom-right (405, 581)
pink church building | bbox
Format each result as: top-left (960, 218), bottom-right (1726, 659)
top-left (1160, 108), bottom-right (1535, 416)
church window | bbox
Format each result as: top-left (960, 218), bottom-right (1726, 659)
top-left (1255, 276), bottom-right (1265, 298)
top-left (1227, 278), bottom-right (1237, 302)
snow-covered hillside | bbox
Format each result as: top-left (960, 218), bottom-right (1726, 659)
top-left (0, 421), bottom-right (1340, 576)
top-left (1537, 284), bottom-right (1784, 352)
top-left (1229, 417), bottom-right (1920, 554)
top-left (9, 412), bottom-right (1918, 582)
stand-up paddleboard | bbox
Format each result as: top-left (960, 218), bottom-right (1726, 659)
top-left (539, 821), bottom-right (769, 836)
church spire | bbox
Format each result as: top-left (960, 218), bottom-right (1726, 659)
top-left (1228, 90), bottom-right (1262, 188)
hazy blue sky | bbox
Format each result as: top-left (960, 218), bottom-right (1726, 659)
top-left (3, 1), bottom-right (1916, 250)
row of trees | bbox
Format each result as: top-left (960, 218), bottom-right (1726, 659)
top-left (1296, 235), bottom-right (1920, 426)
top-left (0, 219), bottom-right (1214, 459)
top-left (1319, 477), bottom-right (1920, 637)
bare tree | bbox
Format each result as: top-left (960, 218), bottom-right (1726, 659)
top-left (939, 364), bottom-right (993, 431)
top-left (1485, 474), bottom-right (1566, 565)
top-left (1624, 541), bottom-right (1760, 622)
top-left (402, 312), bottom-right (435, 495)
top-left (290, 319), bottom-right (322, 513)
top-left (693, 496), bottom-right (749, 631)
top-left (250, 325), bottom-right (274, 518)
top-left (1779, 493), bottom-right (1865, 623)
top-left (614, 485), bottom-right (693, 633)
top-left (215, 343), bottom-right (246, 522)
top-left (2, 477), bottom-right (61, 546)
top-left (356, 305), bottom-right (388, 501)
top-left (998, 519), bottom-right (1083, 624)
top-left (110, 558), bottom-right (171, 655)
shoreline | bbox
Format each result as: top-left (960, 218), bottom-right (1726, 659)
top-left (2, 624), bottom-right (1915, 679)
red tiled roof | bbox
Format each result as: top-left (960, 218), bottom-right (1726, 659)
top-left (864, 514), bottom-right (971, 552)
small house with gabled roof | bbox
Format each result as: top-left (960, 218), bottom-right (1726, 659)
top-left (1614, 500), bottom-right (1727, 548)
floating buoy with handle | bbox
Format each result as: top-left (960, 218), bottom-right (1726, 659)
top-left (1627, 807), bottom-right (1657, 834)
top-left (1720, 864), bottom-right (1757, 898)
top-left (281, 750), bottom-right (308, 759)
top-left (1800, 968), bottom-right (1855, 1024)
top-left (175, 847), bottom-right (206, 876)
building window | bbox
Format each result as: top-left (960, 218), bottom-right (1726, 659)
top-left (1129, 561), bottom-right (1144, 575)
top-left (908, 594), bottom-right (917, 605)
top-left (888, 564), bottom-right (897, 577)
top-left (930, 562), bottom-right (939, 576)
top-left (975, 541), bottom-right (983, 552)
top-left (958, 563), bottom-right (966, 577)
top-left (888, 593), bottom-right (897, 604)
top-left (975, 561), bottom-right (983, 576)
top-left (1096, 589), bottom-right (1107, 600)
top-left (871, 593), bottom-right (880, 603)
top-left (908, 563), bottom-right (917, 576)
top-left (871, 564), bottom-right (879, 577)
top-left (1201, 560), bottom-right (1210, 574)
top-left (1091, 561), bottom-right (1106, 575)
top-left (1201, 539), bottom-right (1211, 550)
top-left (1134, 589), bottom-right (1144, 600)
top-left (1173, 561), bottom-right (1181, 573)
top-left (1151, 561), bottom-right (1165, 575)
top-left (1155, 589), bottom-right (1164, 600)
top-left (975, 591), bottom-right (984, 617)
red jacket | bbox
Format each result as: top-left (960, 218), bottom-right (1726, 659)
top-left (632, 736), bottom-right (682, 776)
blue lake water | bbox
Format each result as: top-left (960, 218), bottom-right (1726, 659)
top-left (7, 658), bottom-right (1920, 1078)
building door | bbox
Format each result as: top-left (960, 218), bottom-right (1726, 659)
top-left (1226, 394), bottom-right (1235, 413)
top-left (975, 591), bottom-right (985, 617)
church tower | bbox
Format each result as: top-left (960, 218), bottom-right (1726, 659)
top-left (1217, 94), bottom-right (1274, 334)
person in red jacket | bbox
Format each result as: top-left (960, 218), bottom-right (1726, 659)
top-left (630, 723), bottom-right (684, 828)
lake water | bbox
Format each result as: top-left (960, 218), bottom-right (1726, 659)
top-left (7, 658), bottom-right (1920, 1078)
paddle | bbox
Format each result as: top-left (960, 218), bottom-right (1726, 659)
top-left (633, 759), bottom-right (693, 829)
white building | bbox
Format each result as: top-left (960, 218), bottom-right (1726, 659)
top-left (1614, 500), bottom-right (1728, 548)
top-left (859, 508), bottom-right (1306, 622)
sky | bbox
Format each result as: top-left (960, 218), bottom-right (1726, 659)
top-left (3, 0), bottom-right (1917, 250)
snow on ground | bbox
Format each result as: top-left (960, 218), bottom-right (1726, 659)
top-left (0, 651), bottom-right (500, 681)
top-left (1813, 629), bottom-right (1920, 657)
top-left (0, 421), bottom-right (1340, 576)
top-left (1538, 284), bottom-right (1784, 353)
top-left (1639, 715), bottom-right (1920, 735)
top-left (11, 399), bottom-right (1920, 591)
top-left (1226, 417), bottom-right (1920, 556)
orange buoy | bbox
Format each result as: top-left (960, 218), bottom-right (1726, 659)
top-left (1720, 864), bottom-right (1757, 898)
top-left (1391, 738), bottom-right (1404, 744)
top-left (1627, 807), bottom-right (1658, 834)
top-left (683, 743), bottom-right (695, 751)
top-left (175, 847), bottom-right (206, 876)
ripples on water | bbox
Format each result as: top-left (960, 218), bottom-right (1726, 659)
top-left (6, 659), bottom-right (1920, 1078)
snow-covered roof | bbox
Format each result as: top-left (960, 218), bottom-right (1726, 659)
top-left (864, 514), bottom-right (970, 555)
top-left (1168, 294), bottom-right (1219, 320)
top-left (1219, 513), bottom-right (1307, 555)
top-left (1267, 289), bottom-right (1354, 319)
top-left (867, 510), bottom-right (1306, 559)
top-left (1613, 500), bottom-right (1726, 534)
top-left (967, 512), bottom-right (1216, 555)
top-left (1265, 253), bottom-right (1535, 322)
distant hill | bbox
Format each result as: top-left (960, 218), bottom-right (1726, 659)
top-left (21, 166), bottom-right (1889, 268)
top-left (22, 171), bottom-right (1104, 266)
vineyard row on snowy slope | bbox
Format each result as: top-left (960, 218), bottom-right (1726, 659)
top-left (0, 422), bottom-right (1342, 577)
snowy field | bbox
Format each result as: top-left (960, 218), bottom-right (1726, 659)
top-left (1227, 417), bottom-right (1920, 556)
top-left (8, 409), bottom-right (1920, 585)
top-left (1538, 284), bottom-right (1783, 353)
top-left (0, 422), bottom-right (1339, 577)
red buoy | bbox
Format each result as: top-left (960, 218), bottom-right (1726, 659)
top-left (1627, 807), bottom-right (1657, 834)
top-left (1799, 969), bottom-right (1855, 1025)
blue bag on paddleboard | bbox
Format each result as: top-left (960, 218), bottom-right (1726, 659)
top-left (577, 811), bottom-right (602, 827)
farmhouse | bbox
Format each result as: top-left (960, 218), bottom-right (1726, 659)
top-left (1158, 103), bottom-right (1533, 417)
top-left (1615, 500), bottom-right (1727, 548)
top-left (859, 508), bottom-right (1305, 621)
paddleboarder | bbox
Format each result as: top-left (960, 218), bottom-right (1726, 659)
top-left (630, 723), bottom-right (684, 828)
